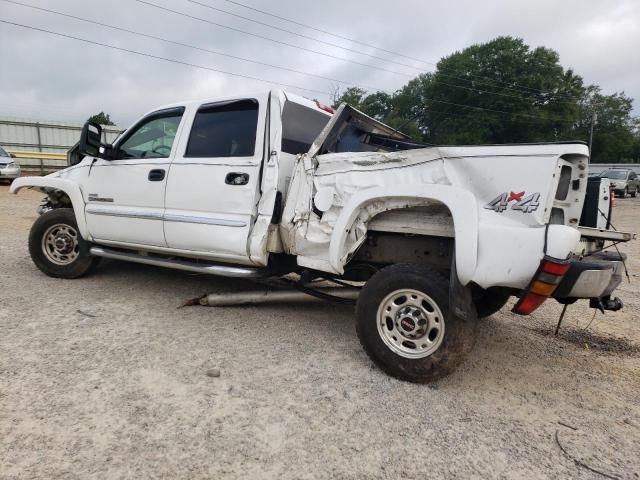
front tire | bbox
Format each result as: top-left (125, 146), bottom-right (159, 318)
top-left (28, 208), bottom-right (99, 278)
top-left (356, 264), bottom-right (477, 383)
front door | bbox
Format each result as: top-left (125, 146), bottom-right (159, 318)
top-left (84, 107), bottom-right (185, 247)
top-left (163, 97), bottom-right (267, 265)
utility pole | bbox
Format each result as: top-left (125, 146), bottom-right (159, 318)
top-left (588, 112), bottom-right (597, 162)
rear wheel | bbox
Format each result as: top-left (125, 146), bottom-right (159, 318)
top-left (28, 208), bottom-right (99, 278)
top-left (356, 264), bottom-right (477, 383)
top-left (631, 188), bottom-right (637, 198)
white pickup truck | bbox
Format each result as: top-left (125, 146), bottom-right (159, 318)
top-left (11, 89), bottom-right (631, 382)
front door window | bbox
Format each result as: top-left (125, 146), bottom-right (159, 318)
top-left (116, 109), bottom-right (184, 159)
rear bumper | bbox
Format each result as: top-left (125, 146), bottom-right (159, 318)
top-left (554, 251), bottom-right (625, 300)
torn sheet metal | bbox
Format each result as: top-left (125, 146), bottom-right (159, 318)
top-left (280, 148), bottom-right (449, 273)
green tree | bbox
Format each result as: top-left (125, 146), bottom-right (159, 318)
top-left (88, 111), bottom-right (115, 126)
top-left (331, 36), bottom-right (638, 163)
top-left (574, 87), bottom-right (637, 163)
top-left (405, 36), bottom-right (586, 145)
top-left (332, 87), bottom-right (368, 110)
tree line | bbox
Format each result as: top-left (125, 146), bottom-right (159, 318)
top-left (332, 37), bottom-right (639, 163)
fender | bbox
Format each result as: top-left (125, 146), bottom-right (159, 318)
top-left (328, 184), bottom-right (479, 285)
top-left (10, 176), bottom-right (90, 240)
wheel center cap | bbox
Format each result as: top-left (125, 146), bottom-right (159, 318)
top-left (54, 235), bottom-right (72, 252)
top-left (400, 317), bottom-right (416, 332)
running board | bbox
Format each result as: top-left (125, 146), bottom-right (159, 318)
top-left (89, 246), bottom-right (266, 278)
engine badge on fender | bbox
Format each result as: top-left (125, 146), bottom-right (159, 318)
top-left (485, 191), bottom-right (540, 213)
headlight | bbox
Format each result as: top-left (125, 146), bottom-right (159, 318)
top-left (7, 162), bottom-right (18, 168)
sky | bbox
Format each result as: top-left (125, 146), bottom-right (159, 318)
top-left (0, 0), bottom-right (638, 128)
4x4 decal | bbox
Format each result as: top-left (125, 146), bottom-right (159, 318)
top-left (485, 191), bottom-right (540, 213)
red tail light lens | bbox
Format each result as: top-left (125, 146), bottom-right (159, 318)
top-left (542, 260), bottom-right (571, 276)
top-left (513, 256), bottom-right (572, 315)
top-left (512, 292), bottom-right (548, 315)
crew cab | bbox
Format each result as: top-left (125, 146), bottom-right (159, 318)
top-left (11, 89), bottom-right (633, 382)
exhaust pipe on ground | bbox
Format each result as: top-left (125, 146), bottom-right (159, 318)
top-left (199, 288), bottom-right (360, 306)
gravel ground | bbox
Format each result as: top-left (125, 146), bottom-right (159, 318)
top-left (1, 184), bottom-right (639, 479)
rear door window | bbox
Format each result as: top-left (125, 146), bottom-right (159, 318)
top-left (185, 99), bottom-right (259, 158)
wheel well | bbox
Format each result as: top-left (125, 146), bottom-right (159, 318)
top-left (351, 231), bottom-right (453, 268)
top-left (44, 189), bottom-right (73, 209)
top-left (340, 203), bottom-right (455, 280)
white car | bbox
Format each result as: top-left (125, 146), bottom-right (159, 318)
top-left (10, 90), bottom-right (632, 382)
top-left (0, 146), bottom-right (20, 183)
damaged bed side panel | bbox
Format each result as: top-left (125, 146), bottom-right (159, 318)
top-left (279, 147), bottom-right (479, 283)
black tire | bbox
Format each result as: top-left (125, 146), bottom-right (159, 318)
top-left (631, 188), bottom-right (637, 198)
top-left (28, 208), bottom-right (99, 279)
top-left (472, 287), bottom-right (511, 318)
top-left (356, 264), bottom-right (477, 383)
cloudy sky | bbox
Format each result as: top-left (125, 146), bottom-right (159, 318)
top-left (0, 0), bottom-right (638, 127)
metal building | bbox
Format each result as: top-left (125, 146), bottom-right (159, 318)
top-left (0, 116), bottom-right (122, 173)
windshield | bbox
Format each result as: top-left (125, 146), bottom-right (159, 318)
top-left (599, 170), bottom-right (628, 180)
top-left (0, 146), bottom-right (8, 157)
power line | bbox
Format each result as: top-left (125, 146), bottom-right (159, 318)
top-left (0, 18), bottom-right (580, 125)
top-left (0, 0), bottom-right (386, 92)
top-left (185, 0), bottom-right (424, 73)
top-left (213, 0), bottom-right (586, 101)
top-left (190, 0), bottom-right (588, 105)
top-left (0, 19), bottom-right (330, 96)
top-left (2, 0), bottom-right (579, 109)
top-left (135, 0), bottom-right (416, 79)
top-left (137, 0), bottom-right (585, 106)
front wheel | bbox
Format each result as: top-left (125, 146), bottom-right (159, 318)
top-left (356, 264), bottom-right (477, 383)
top-left (28, 208), bottom-right (99, 278)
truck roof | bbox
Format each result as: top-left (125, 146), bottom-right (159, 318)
top-left (141, 89), bottom-right (333, 118)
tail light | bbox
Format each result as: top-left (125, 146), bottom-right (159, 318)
top-left (512, 256), bottom-right (571, 315)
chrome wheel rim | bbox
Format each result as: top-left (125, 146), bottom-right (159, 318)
top-left (376, 288), bottom-right (445, 359)
top-left (41, 223), bottom-right (80, 265)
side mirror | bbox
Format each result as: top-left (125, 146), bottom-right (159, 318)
top-left (9, 152), bottom-right (16, 158)
top-left (79, 121), bottom-right (103, 158)
top-left (79, 121), bottom-right (114, 160)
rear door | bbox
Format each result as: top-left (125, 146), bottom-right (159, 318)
top-left (163, 96), bottom-right (267, 265)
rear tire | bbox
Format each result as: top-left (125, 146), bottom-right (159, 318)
top-left (28, 208), bottom-right (99, 278)
top-left (631, 188), bottom-right (637, 198)
top-left (356, 264), bottom-right (477, 383)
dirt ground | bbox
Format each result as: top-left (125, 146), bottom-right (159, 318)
top-left (1, 184), bottom-right (639, 479)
